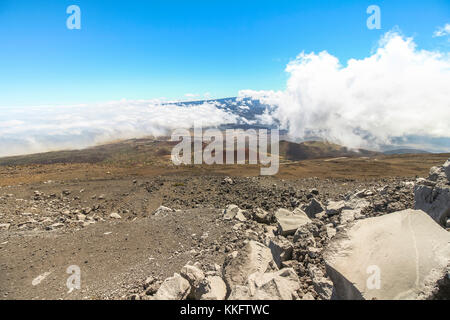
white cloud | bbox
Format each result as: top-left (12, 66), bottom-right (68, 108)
top-left (240, 32), bottom-right (450, 150)
top-left (433, 23), bottom-right (450, 37)
top-left (0, 100), bottom-right (238, 157)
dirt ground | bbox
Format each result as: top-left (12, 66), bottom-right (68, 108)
top-left (0, 152), bottom-right (448, 300)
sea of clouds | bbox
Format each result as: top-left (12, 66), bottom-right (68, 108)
top-left (0, 101), bottom-right (238, 157)
top-left (1, 31), bottom-right (449, 157)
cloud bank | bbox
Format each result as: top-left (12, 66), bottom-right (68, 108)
top-left (240, 32), bottom-right (450, 150)
top-left (0, 100), bottom-right (238, 157)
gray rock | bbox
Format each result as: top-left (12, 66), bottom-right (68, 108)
top-left (326, 201), bottom-right (350, 216)
top-left (293, 224), bottom-right (317, 245)
top-left (340, 209), bottom-right (359, 225)
top-left (180, 264), bottom-right (205, 289)
top-left (308, 265), bottom-right (334, 300)
top-left (304, 198), bottom-right (325, 218)
top-left (253, 208), bottom-right (272, 224)
top-left (301, 292), bottom-right (315, 300)
top-left (325, 224), bottom-right (337, 239)
top-left (0, 223), bottom-right (10, 231)
top-left (153, 273), bottom-right (191, 300)
top-left (414, 182), bottom-right (450, 226)
top-left (228, 268), bottom-right (300, 300)
top-left (324, 209), bottom-right (450, 300)
top-left (195, 276), bottom-right (227, 300)
top-left (268, 236), bottom-right (293, 268)
top-left (223, 205), bottom-right (247, 222)
top-left (429, 166), bottom-right (446, 182)
top-left (275, 208), bottom-right (311, 236)
top-left (109, 212), bottom-right (122, 219)
top-left (47, 222), bottom-right (64, 230)
top-left (153, 206), bottom-right (175, 217)
top-left (227, 285), bottom-right (250, 300)
top-left (443, 159), bottom-right (450, 181)
top-left (223, 177), bottom-right (234, 185)
top-left (223, 241), bottom-right (277, 289)
top-left (144, 276), bottom-right (161, 295)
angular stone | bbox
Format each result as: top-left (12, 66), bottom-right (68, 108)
top-left (253, 208), bottom-right (272, 224)
top-left (228, 268), bottom-right (300, 300)
top-left (301, 292), bottom-right (315, 300)
top-left (223, 205), bottom-right (246, 221)
top-left (415, 182), bottom-right (450, 226)
top-left (325, 224), bottom-right (336, 239)
top-left (153, 273), bottom-right (191, 300)
top-left (153, 206), bottom-right (175, 217)
top-left (443, 159), bottom-right (450, 181)
top-left (429, 166), bottom-right (446, 182)
top-left (180, 264), bottom-right (205, 289)
top-left (275, 208), bottom-right (311, 236)
top-left (324, 209), bottom-right (450, 300)
top-left (195, 276), bottom-right (227, 300)
top-left (304, 198), bottom-right (325, 218)
top-left (340, 209), bottom-right (359, 225)
top-left (0, 223), bottom-right (11, 231)
top-left (109, 212), bottom-right (121, 219)
top-left (268, 236), bottom-right (293, 268)
top-left (326, 201), bottom-right (350, 216)
top-left (308, 265), bottom-right (333, 300)
top-left (223, 241), bottom-right (276, 289)
top-left (227, 285), bottom-right (250, 300)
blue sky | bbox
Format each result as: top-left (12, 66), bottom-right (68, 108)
top-left (0, 0), bottom-right (449, 106)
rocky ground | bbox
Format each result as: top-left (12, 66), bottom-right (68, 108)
top-left (0, 157), bottom-right (449, 300)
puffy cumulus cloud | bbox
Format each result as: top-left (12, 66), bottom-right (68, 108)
top-left (240, 32), bottom-right (450, 150)
top-left (0, 100), bottom-right (238, 157)
top-left (434, 23), bottom-right (450, 37)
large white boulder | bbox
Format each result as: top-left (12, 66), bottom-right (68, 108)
top-left (275, 208), bottom-right (311, 236)
top-left (324, 209), bottom-right (450, 300)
